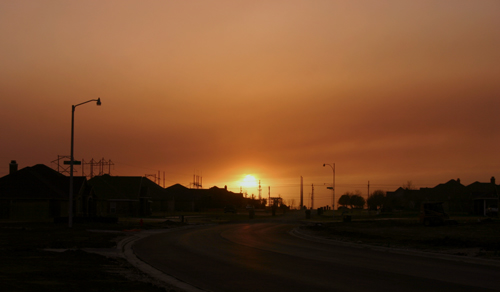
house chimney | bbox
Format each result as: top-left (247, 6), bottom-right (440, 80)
top-left (9, 160), bottom-right (18, 174)
top-left (491, 176), bottom-right (496, 185)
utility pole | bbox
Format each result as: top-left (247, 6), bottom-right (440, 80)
top-left (368, 181), bottom-right (370, 198)
top-left (300, 176), bottom-right (303, 209)
top-left (311, 184), bottom-right (314, 210)
top-left (268, 186), bottom-right (271, 207)
top-left (258, 180), bottom-right (262, 200)
top-left (99, 159), bottom-right (104, 176)
top-left (109, 159), bottom-right (114, 175)
top-left (90, 158), bottom-right (97, 178)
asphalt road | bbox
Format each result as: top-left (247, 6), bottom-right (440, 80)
top-left (133, 221), bottom-right (500, 292)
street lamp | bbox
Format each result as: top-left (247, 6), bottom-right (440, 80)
top-left (323, 163), bottom-right (335, 220)
top-left (69, 98), bottom-right (101, 227)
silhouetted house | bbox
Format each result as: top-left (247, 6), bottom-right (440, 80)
top-left (385, 187), bottom-right (420, 211)
top-left (420, 179), bottom-right (468, 212)
top-left (88, 174), bottom-right (174, 217)
top-left (165, 184), bottom-right (243, 212)
top-left (203, 185), bottom-right (244, 210)
top-left (0, 162), bottom-right (90, 220)
top-left (386, 180), bottom-right (466, 212)
top-left (386, 177), bottom-right (498, 215)
top-left (165, 184), bottom-right (196, 212)
top-left (466, 177), bottom-right (499, 216)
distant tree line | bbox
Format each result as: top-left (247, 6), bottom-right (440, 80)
top-left (338, 190), bottom-right (386, 211)
top-left (338, 191), bottom-right (366, 210)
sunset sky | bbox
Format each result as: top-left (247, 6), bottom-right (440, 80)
top-left (1, 1), bottom-right (499, 208)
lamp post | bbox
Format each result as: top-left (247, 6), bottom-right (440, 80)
top-left (69, 98), bottom-right (101, 227)
top-left (323, 163), bottom-right (335, 220)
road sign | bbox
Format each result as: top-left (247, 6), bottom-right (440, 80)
top-left (326, 187), bottom-right (333, 189)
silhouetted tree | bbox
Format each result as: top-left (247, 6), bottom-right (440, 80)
top-left (367, 190), bottom-right (386, 210)
top-left (350, 192), bottom-right (366, 209)
top-left (338, 193), bottom-right (351, 209)
top-left (402, 181), bottom-right (416, 190)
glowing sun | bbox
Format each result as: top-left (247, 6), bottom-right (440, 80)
top-left (241, 175), bottom-right (258, 188)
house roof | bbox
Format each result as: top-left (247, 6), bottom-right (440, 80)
top-left (165, 183), bottom-right (189, 192)
top-left (466, 181), bottom-right (499, 198)
top-left (386, 177), bottom-right (500, 202)
top-left (434, 179), bottom-right (465, 188)
top-left (164, 184), bottom-right (243, 203)
top-left (165, 183), bottom-right (197, 199)
top-left (0, 164), bottom-right (86, 200)
top-left (88, 174), bottom-right (169, 200)
top-left (431, 179), bottom-right (466, 194)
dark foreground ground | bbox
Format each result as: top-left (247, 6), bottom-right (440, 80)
top-left (1, 213), bottom-right (499, 291)
top-left (0, 219), bottom-right (184, 292)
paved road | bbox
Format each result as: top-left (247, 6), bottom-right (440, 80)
top-left (133, 222), bottom-right (500, 292)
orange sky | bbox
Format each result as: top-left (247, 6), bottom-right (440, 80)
top-left (1, 1), bottom-right (499, 208)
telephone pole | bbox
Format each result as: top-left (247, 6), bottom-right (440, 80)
top-left (268, 186), bottom-right (271, 207)
top-left (311, 184), bottom-right (314, 210)
top-left (300, 176), bottom-right (303, 209)
top-left (258, 180), bottom-right (262, 200)
top-left (368, 181), bottom-right (370, 199)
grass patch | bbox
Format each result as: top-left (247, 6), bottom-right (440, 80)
top-left (302, 218), bottom-right (500, 259)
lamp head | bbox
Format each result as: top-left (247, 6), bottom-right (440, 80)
top-left (96, 98), bottom-right (101, 106)
top-left (323, 164), bottom-right (325, 167)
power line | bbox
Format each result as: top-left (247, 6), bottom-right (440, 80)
top-left (113, 161), bottom-right (191, 176)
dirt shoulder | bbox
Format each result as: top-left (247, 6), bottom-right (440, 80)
top-left (299, 218), bottom-right (500, 261)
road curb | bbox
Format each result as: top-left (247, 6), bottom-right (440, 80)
top-left (117, 226), bottom-right (207, 292)
top-left (290, 227), bottom-right (500, 268)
